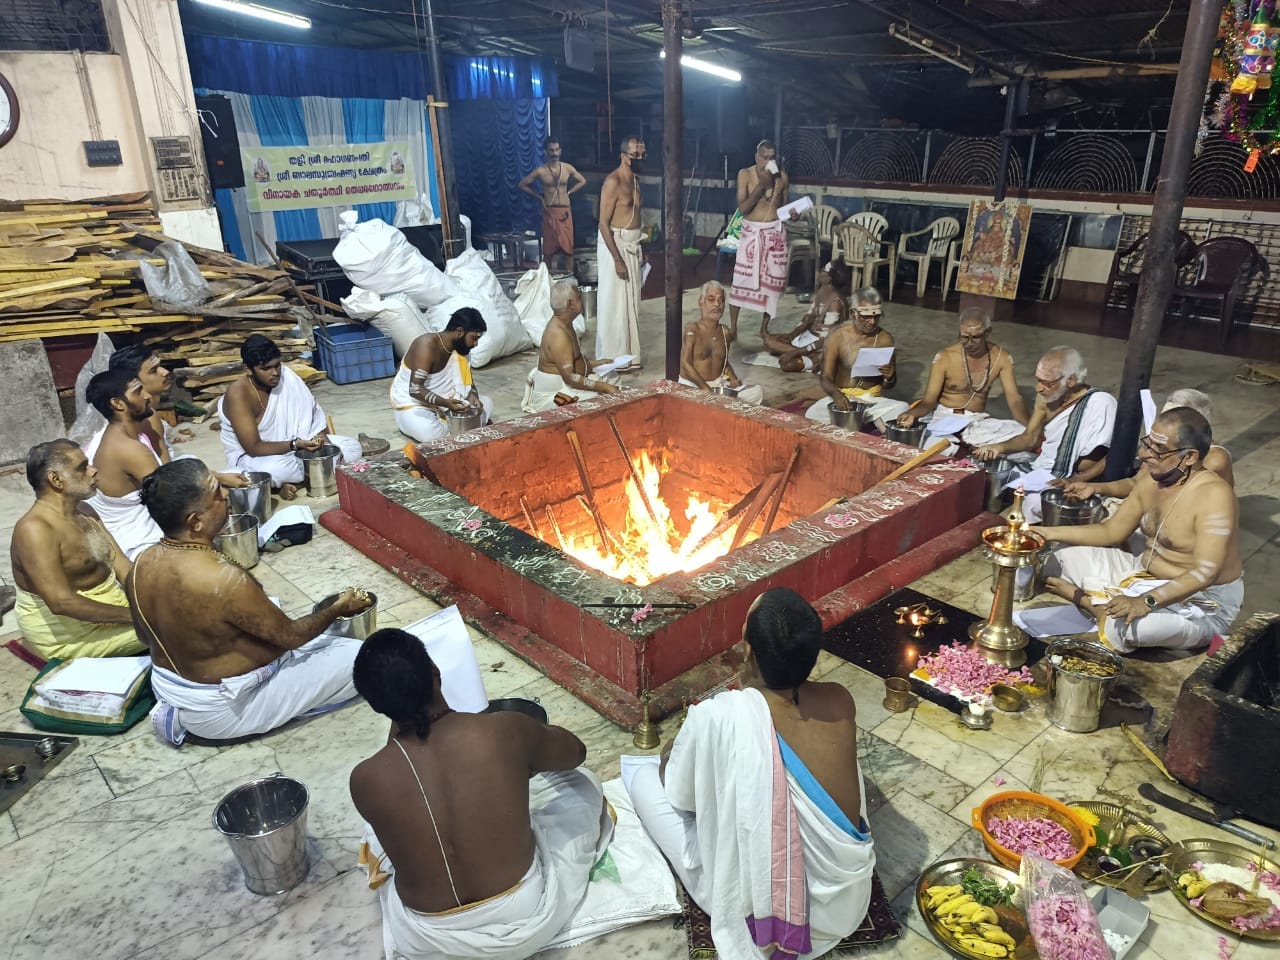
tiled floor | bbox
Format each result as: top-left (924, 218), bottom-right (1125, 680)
top-left (2, 289), bottom-right (1279, 959)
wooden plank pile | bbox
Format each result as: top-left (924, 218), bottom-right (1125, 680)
top-left (0, 193), bottom-right (335, 406)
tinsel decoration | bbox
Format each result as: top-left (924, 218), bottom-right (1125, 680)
top-left (1208, 0), bottom-right (1280, 159)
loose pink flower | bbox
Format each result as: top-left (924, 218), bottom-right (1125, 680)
top-left (349, 461), bottom-right (370, 473)
top-left (988, 816), bottom-right (1078, 861)
top-left (462, 519), bottom-right (482, 531)
top-left (993, 775), bottom-right (1007, 786)
top-left (630, 603), bottom-right (654, 624)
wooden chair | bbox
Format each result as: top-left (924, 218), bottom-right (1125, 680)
top-left (1171, 236), bottom-right (1269, 344)
top-left (833, 213), bottom-right (896, 297)
top-left (1106, 230), bottom-right (1198, 310)
top-left (896, 216), bottom-right (961, 299)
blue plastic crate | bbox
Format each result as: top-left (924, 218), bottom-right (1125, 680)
top-left (314, 323), bottom-right (395, 385)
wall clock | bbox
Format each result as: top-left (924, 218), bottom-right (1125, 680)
top-left (0, 73), bottom-right (20, 149)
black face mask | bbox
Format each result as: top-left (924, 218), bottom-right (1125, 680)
top-left (1150, 454), bottom-right (1189, 487)
top-left (628, 158), bottom-right (645, 174)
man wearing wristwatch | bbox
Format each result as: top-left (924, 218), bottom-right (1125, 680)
top-left (391, 307), bottom-right (492, 443)
top-left (1032, 407), bottom-right (1243, 653)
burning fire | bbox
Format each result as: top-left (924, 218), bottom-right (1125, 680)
top-left (558, 449), bottom-right (754, 586)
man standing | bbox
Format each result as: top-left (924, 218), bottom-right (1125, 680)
top-left (1034, 408), bottom-right (1242, 653)
top-left (972, 346), bottom-right (1116, 522)
top-left (596, 136), bottom-right (646, 372)
top-left (352, 628), bottom-right (612, 959)
top-left (127, 458), bottom-right (372, 745)
top-left (805, 287), bottom-right (898, 424)
top-left (679, 281), bottom-right (765, 404)
top-left (220, 335), bottom-right (365, 499)
top-left (727, 141), bottom-right (790, 345)
top-left (391, 307), bottom-right (492, 442)
top-left (631, 588), bottom-right (876, 959)
top-left (518, 138), bottom-right (586, 274)
top-left (522, 279), bottom-right (620, 413)
top-left (11, 440), bottom-right (145, 661)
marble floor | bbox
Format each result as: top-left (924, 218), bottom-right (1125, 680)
top-left (2, 290), bottom-right (1279, 960)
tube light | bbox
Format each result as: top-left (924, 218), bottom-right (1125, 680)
top-left (193, 0), bottom-right (311, 29)
top-left (658, 50), bottom-right (742, 83)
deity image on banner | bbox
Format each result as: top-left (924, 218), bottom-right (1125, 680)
top-left (955, 199), bottom-right (1032, 300)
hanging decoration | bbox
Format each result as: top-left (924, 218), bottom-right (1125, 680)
top-left (1207, 0), bottom-right (1280, 162)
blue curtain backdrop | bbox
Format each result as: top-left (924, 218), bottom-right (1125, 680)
top-left (446, 56), bottom-right (557, 100)
top-left (342, 97), bottom-right (398, 225)
top-left (248, 95), bottom-right (321, 243)
top-left (450, 98), bottom-right (548, 237)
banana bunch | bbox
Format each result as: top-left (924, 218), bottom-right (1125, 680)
top-left (1178, 869), bottom-right (1211, 899)
top-left (922, 885), bottom-right (1015, 958)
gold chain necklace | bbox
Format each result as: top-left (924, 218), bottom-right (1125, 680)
top-left (160, 537), bottom-right (218, 555)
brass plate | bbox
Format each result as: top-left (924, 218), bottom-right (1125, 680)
top-left (1167, 839), bottom-right (1280, 942)
top-left (916, 858), bottom-right (1037, 960)
top-left (1069, 800), bottom-right (1173, 892)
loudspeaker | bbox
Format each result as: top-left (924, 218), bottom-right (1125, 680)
top-left (196, 94), bottom-right (244, 190)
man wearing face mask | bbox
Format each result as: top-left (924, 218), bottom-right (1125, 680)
top-left (596, 136), bottom-right (646, 373)
top-left (804, 287), bottom-right (898, 425)
top-left (971, 346), bottom-right (1116, 523)
top-left (1032, 407), bottom-right (1242, 653)
top-left (727, 140), bottom-right (790, 345)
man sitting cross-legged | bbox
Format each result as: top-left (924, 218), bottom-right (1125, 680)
top-left (352, 628), bottom-right (612, 960)
top-left (220, 334), bottom-right (363, 500)
top-left (804, 287), bottom-right (899, 427)
top-left (127, 458), bottom-right (372, 745)
top-left (522, 279), bottom-right (621, 413)
top-left (1033, 407), bottom-right (1243, 654)
top-left (679, 281), bottom-right (766, 404)
top-left (760, 262), bottom-right (853, 374)
top-left (11, 440), bottom-right (145, 661)
top-left (632, 588), bottom-right (876, 960)
top-left (391, 308), bottom-right (494, 443)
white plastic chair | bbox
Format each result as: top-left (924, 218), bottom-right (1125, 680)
top-left (896, 216), bottom-right (961, 298)
top-left (832, 214), bottom-right (896, 298)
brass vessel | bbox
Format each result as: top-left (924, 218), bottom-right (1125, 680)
top-left (969, 490), bottom-right (1045, 668)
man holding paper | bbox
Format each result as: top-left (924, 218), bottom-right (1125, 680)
top-left (127, 458), bottom-right (372, 745)
top-left (680, 281), bottom-right (765, 404)
top-left (522, 279), bottom-right (621, 413)
top-left (805, 287), bottom-right (900, 425)
top-left (972, 346), bottom-right (1116, 522)
top-left (1033, 407), bottom-right (1242, 653)
top-left (728, 140), bottom-right (791, 344)
top-left (761, 262), bottom-right (853, 373)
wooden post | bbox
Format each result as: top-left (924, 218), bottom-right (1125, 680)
top-left (1105, 0), bottom-right (1220, 480)
top-left (423, 0), bottom-right (463, 258)
top-left (662, 0), bottom-right (685, 381)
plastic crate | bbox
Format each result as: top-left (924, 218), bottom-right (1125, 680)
top-left (314, 323), bottom-right (395, 385)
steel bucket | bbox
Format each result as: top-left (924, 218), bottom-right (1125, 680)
top-left (313, 591), bottom-right (378, 640)
top-left (578, 285), bottom-right (597, 320)
top-left (214, 774), bottom-right (310, 895)
top-left (446, 408), bottom-right (484, 435)
top-left (574, 249), bottom-right (599, 285)
top-left (982, 457), bottom-right (1014, 513)
top-left (214, 514), bottom-right (260, 570)
top-left (710, 384), bottom-right (740, 398)
top-left (297, 444), bottom-right (339, 498)
top-left (885, 422), bottom-right (927, 448)
top-left (1046, 639), bottom-right (1124, 733)
top-left (483, 697), bottom-right (548, 723)
top-left (828, 400), bottom-right (866, 431)
top-left (1041, 488), bottom-right (1106, 527)
top-left (228, 471), bottom-right (273, 527)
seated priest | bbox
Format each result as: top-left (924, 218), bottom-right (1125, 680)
top-left (126, 458), bottom-right (372, 745)
top-left (83, 343), bottom-right (177, 464)
top-left (11, 440), bottom-right (145, 661)
top-left (219, 335), bottom-right (363, 499)
top-left (805, 287), bottom-right (900, 427)
top-left (392, 308), bottom-right (494, 443)
top-left (632, 588), bottom-right (876, 960)
top-left (972, 346), bottom-right (1117, 523)
top-left (352, 628), bottom-right (612, 960)
top-left (522, 279), bottom-right (621, 413)
top-left (760, 262), bottom-right (853, 374)
top-left (1034, 407), bottom-right (1242, 654)
top-left (679, 281), bottom-right (765, 404)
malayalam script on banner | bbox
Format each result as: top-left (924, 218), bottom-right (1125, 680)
top-left (241, 142), bottom-right (416, 213)
top-left (955, 199), bottom-right (1032, 300)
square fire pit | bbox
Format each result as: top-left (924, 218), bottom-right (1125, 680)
top-left (324, 382), bottom-right (987, 725)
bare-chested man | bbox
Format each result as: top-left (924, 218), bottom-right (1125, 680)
top-left (893, 308), bottom-right (1028, 428)
top-left (727, 140), bottom-right (791, 344)
top-left (126, 458), bottom-right (372, 744)
top-left (679, 281), bottom-right (765, 404)
top-left (596, 136), bottom-right (646, 370)
top-left (1034, 408), bottom-right (1242, 653)
top-left (522, 279), bottom-right (620, 413)
top-left (352, 628), bottom-right (611, 959)
top-left (83, 344), bottom-right (179, 464)
top-left (11, 440), bottom-right (144, 661)
top-left (87, 368), bottom-right (248, 560)
top-left (391, 308), bottom-right (492, 443)
top-left (519, 138), bottom-right (586, 273)
top-left (805, 287), bottom-right (897, 423)
top-left (761, 261), bottom-right (853, 374)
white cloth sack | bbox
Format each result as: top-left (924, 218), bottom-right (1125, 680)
top-left (341, 286), bottom-right (435, 359)
top-left (514, 263), bottom-right (586, 347)
top-left (333, 214), bottom-right (459, 309)
top-left (431, 248), bottom-right (533, 368)
top-left (67, 332), bottom-right (117, 446)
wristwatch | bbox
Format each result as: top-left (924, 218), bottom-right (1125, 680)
top-left (1142, 594), bottom-right (1159, 610)
top-left (289, 438), bottom-right (299, 452)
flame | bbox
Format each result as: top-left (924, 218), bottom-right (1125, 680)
top-left (557, 449), bottom-right (753, 586)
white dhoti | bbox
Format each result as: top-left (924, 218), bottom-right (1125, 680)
top-left (148, 633), bottom-right (362, 745)
top-left (521, 367), bottom-right (619, 414)
top-left (1045, 545), bottom-right (1243, 653)
top-left (632, 689), bottom-right (876, 960)
top-left (88, 435), bottom-right (163, 561)
top-left (803, 388), bottom-right (900, 429)
top-left (364, 768), bottom-right (613, 960)
top-left (678, 377), bottom-right (765, 405)
top-left (391, 353), bottom-right (492, 443)
top-left (218, 366), bottom-right (360, 485)
top-left (596, 227), bottom-right (644, 364)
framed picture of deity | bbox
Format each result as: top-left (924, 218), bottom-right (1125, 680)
top-left (955, 199), bottom-right (1032, 300)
